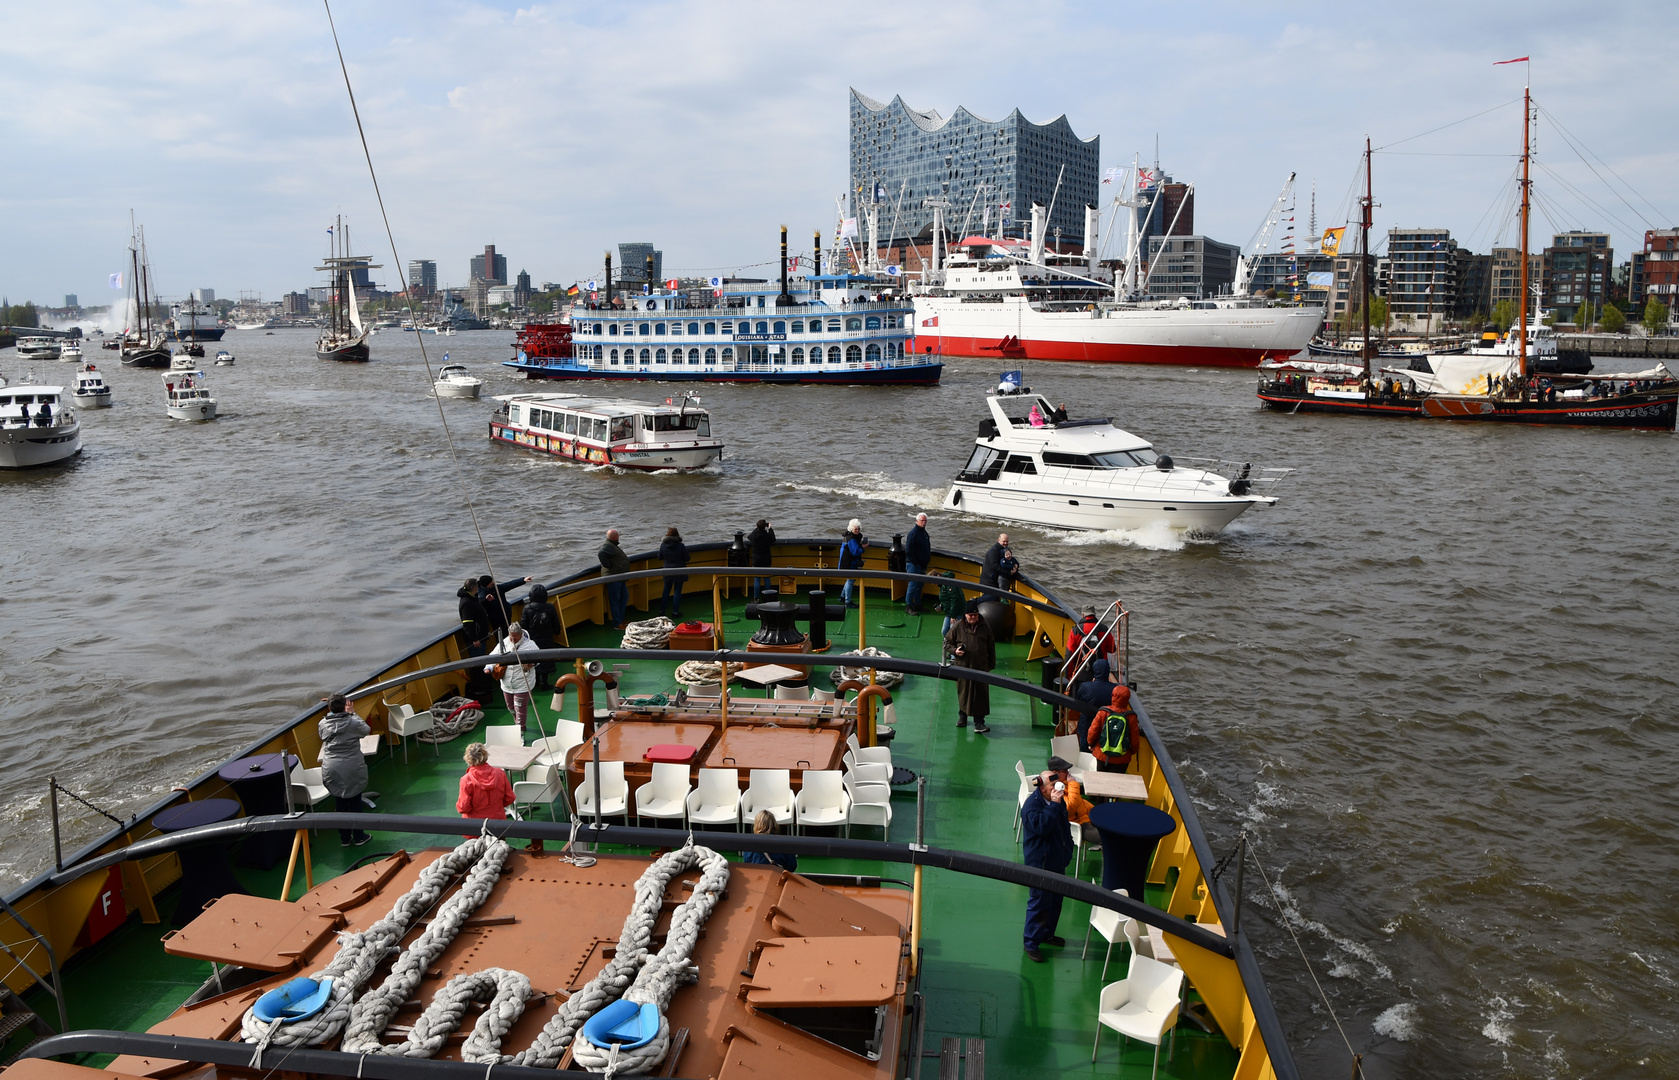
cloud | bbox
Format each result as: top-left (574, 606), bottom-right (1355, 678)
top-left (1, 0), bottom-right (1675, 305)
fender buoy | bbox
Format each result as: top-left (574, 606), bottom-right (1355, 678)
top-left (252, 976), bottom-right (334, 1024)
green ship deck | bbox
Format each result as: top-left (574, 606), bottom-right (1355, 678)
top-left (2, 551), bottom-right (1285, 1080)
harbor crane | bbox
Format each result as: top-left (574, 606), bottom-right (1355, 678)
top-left (1233, 172), bottom-right (1296, 297)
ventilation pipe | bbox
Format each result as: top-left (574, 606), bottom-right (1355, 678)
top-left (1028, 203), bottom-right (1047, 268)
top-left (1084, 203), bottom-right (1101, 278)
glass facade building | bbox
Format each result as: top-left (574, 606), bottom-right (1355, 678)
top-left (849, 89), bottom-right (1098, 246)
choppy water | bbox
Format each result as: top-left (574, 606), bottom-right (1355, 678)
top-left (3, 330), bottom-right (1675, 1078)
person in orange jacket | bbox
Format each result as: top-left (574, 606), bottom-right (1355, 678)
top-left (456, 742), bottom-right (514, 822)
top-left (1087, 685), bottom-right (1139, 774)
top-left (1047, 754), bottom-right (1098, 849)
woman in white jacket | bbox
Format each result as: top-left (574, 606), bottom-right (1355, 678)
top-left (484, 622), bottom-right (539, 734)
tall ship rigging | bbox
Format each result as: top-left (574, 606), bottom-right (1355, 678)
top-left (315, 216), bottom-right (376, 363)
top-left (119, 219), bottom-right (172, 369)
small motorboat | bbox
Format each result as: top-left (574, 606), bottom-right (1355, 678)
top-left (176, 342), bottom-right (206, 359)
top-left (59, 340), bottom-right (83, 362)
top-left (214, 350), bottom-right (235, 366)
top-left (164, 369), bottom-right (216, 422)
top-left (72, 363), bottom-right (112, 408)
top-left (170, 351), bottom-right (197, 370)
top-left (434, 362), bottom-right (482, 399)
top-left (1, 379), bottom-right (82, 467)
top-left (100, 339), bottom-right (121, 350)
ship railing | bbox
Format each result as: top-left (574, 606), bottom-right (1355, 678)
top-left (1059, 599), bottom-right (1129, 689)
top-left (1176, 458), bottom-right (1295, 493)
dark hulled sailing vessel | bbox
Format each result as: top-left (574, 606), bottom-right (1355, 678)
top-left (119, 218), bottom-right (172, 369)
top-left (315, 216), bottom-right (376, 362)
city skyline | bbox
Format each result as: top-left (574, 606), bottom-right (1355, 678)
top-left (2, 1), bottom-right (1675, 306)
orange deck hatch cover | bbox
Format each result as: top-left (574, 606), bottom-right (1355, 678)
top-left (745, 937), bottom-right (901, 1008)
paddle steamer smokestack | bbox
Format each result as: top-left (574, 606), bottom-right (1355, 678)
top-left (777, 226), bottom-right (793, 306)
top-left (645, 254), bottom-right (655, 296)
top-left (604, 251), bottom-right (613, 308)
top-left (814, 230), bottom-right (822, 278)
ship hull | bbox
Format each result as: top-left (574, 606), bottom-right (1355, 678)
top-left (1257, 389), bottom-right (1422, 417)
top-left (120, 348), bottom-right (172, 369)
top-left (1419, 392), bottom-right (1677, 429)
top-left (503, 358), bottom-right (943, 385)
top-left (0, 421), bottom-right (81, 468)
top-left (165, 327), bottom-right (226, 342)
top-left (317, 340), bottom-right (371, 363)
top-left (913, 295), bottom-right (1322, 369)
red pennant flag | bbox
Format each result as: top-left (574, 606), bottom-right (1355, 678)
top-left (1494, 56), bottom-right (1529, 64)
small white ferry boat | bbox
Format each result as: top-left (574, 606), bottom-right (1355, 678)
top-left (434, 362), bottom-right (482, 399)
top-left (942, 380), bottom-right (1288, 534)
top-left (214, 350), bottom-right (235, 366)
top-left (16, 337), bottom-right (61, 362)
top-left (71, 363), bottom-right (112, 407)
top-left (164, 369), bottom-right (216, 422)
top-left (490, 391), bottom-right (722, 471)
top-left (0, 380), bottom-right (81, 467)
top-left (59, 340), bottom-right (83, 362)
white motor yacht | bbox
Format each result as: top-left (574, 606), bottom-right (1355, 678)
top-left (0, 380), bottom-right (81, 467)
top-left (214, 350), bottom-right (235, 366)
top-left (942, 384), bottom-right (1288, 534)
top-left (59, 340), bottom-right (83, 362)
top-left (71, 363), bottom-right (112, 408)
top-left (16, 337), bottom-right (61, 362)
top-left (434, 363), bottom-right (482, 399)
top-left (164, 369), bottom-right (216, 422)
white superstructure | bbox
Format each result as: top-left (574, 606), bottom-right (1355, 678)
top-left (164, 369), bottom-right (217, 422)
top-left (434, 363), bottom-right (483, 399)
top-left (942, 387), bottom-right (1286, 534)
top-left (16, 337), bottom-right (61, 362)
top-left (0, 380), bottom-right (81, 467)
top-left (72, 363), bottom-right (112, 407)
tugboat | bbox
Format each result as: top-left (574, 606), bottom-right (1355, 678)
top-left (0, 377), bottom-right (81, 467)
top-left (163, 368), bottom-right (217, 421)
top-left (946, 374), bottom-right (1287, 534)
top-left (490, 390), bottom-right (722, 471)
top-left (71, 363), bottom-right (112, 407)
top-left (315, 215), bottom-right (376, 362)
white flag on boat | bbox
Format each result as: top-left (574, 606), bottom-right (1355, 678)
top-left (884, 265), bottom-right (902, 277)
top-left (709, 276), bottom-right (723, 288)
top-left (1102, 167), bottom-right (1122, 185)
top-left (587, 280), bottom-right (597, 290)
top-left (838, 217), bottom-right (858, 240)
top-left (109, 273), bottom-right (123, 289)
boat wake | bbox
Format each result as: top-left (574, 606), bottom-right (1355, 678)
top-left (1266, 873), bottom-right (1394, 982)
top-left (779, 471), bottom-right (945, 509)
top-left (1042, 521), bottom-right (1195, 553)
top-left (1372, 1001), bottom-right (1417, 1042)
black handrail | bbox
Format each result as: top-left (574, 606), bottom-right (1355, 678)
top-left (43, 813), bottom-right (1235, 958)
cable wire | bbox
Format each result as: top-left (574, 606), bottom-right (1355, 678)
top-left (321, 0), bottom-right (503, 615)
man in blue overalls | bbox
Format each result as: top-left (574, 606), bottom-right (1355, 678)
top-left (1020, 770), bottom-right (1076, 962)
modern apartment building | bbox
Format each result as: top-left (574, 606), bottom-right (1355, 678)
top-left (408, 260), bottom-right (437, 296)
top-left (1383, 228), bottom-right (1458, 329)
top-left (1142, 234), bottom-right (1239, 300)
top-left (849, 88), bottom-right (1098, 245)
top-left (1631, 228), bottom-right (1679, 307)
top-left (1542, 231), bottom-right (1611, 315)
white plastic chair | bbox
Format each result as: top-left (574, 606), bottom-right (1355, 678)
top-left (843, 774), bottom-right (892, 838)
top-left (842, 750), bottom-right (892, 786)
top-left (1081, 889), bottom-right (1132, 981)
top-left (1124, 916), bottom-right (1155, 961)
top-left (512, 763), bottom-right (565, 821)
top-left (845, 732), bottom-right (892, 768)
top-left (774, 684), bottom-right (810, 700)
top-left (1092, 955), bottom-right (1184, 1077)
top-left (1050, 733), bottom-right (1081, 764)
top-left (687, 682), bottom-right (722, 699)
top-left (810, 687), bottom-right (836, 704)
top-left (485, 726), bottom-right (523, 747)
top-left (634, 762), bottom-right (692, 826)
top-left (793, 770), bottom-right (850, 834)
top-left (385, 700), bottom-right (435, 763)
top-left (1014, 760), bottom-right (1031, 842)
top-left (575, 760), bottom-right (628, 822)
top-left (685, 768), bottom-right (742, 830)
top-left (740, 769), bottom-right (794, 828)
top-left (288, 764), bottom-right (330, 810)
top-left (533, 719), bottom-right (586, 768)
top-left (1078, 751), bottom-right (1099, 775)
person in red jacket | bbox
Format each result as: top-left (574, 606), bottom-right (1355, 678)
top-left (1086, 685), bottom-right (1140, 773)
top-left (456, 742), bottom-right (514, 822)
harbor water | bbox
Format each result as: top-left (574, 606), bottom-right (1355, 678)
top-left (2, 330), bottom-right (1674, 1078)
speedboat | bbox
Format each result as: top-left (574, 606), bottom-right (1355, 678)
top-left (16, 337), bottom-right (60, 362)
top-left (170, 351), bottom-right (197, 370)
top-left (942, 380), bottom-right (1288, 534)
top-left (163, 369), bottom-right (216, 422)
top-left (59, 340), bottom-right (83, 362)
top-left (71, 363), bottom-right (112, 408)
top-left (434, 363), bottom-right (482, 399)
top-left (213, 350), bottom-right (235, 366)
top-left (0, 379), bottom-right (81, 467)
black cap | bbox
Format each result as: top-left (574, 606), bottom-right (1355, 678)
top-left (965, 598), bottom-right (981, 614)
top-left (1047, 755), bottom-right (1074, 772)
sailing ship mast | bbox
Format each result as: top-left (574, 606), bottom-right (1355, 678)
top-left (1360, 137), bottom-right (1373, 381)
top-left (1517, 85), bottom-right (1531, 379)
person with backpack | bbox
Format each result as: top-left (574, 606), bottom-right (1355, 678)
top-left (520, 582), bottom-right (561, 690)
top-left (1087, 684), bottom-right (1140, 773)
top-left (457, 578), bottom-right (492, 656)
top-left (658, 527), bottom-right (690, 618)
top-left (838, 519), bottom-right (867, 608)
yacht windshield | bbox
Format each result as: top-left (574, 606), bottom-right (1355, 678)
top-left (1090, 448), bottom-right (1159, 468)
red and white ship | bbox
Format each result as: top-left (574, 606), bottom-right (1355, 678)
top-left (910, 203), bottom-right (1322, 369)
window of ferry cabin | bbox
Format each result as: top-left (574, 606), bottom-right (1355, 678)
top-left (655, 323), bottom-right (666, 335)
top-left (827, 319), bottom-right (841, 332)
top-left (773, 321), bottom-right (785, 334)
top-left (704, 322), bottom-right (716, 335)
top-left (688, 322), bottom-right (700, 335)
top-left (639, 323), bottom-right (651, 335)
top-left (721, 322), bottom-right (734, 334)
top-left (791, 321), bottom-right (804, 333)
top-left (610, 417), bottom-right (632, 442)
top-left (846, 317), bottom-right (862, 331)
top-left (565, 413), bottom-right (579, 435)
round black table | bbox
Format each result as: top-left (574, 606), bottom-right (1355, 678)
top-left (218, 753), bottom-right (296, 869)
top-left (152, 798), bottom-right (248, 923)
top-left (1087, 801), bottom-right (1177, 905)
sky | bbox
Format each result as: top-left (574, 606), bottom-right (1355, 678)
top-left (2, 0), bottom-right (1675, 309)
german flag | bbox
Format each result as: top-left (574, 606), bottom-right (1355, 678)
top-left (566, 284), bottom-right (580, 297)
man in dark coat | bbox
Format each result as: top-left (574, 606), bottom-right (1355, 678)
top-left (747, 519), bottom-right (775, 599)
top-left (979, 533), bottom-right (1019, 592)
top-left (1020, 771), bottom-right (1075, 961)
top-left (458, 579), bottom-right (492, 656)
top-left (943, 599), bottom-right (995, 732)
top-left (598, 529), bottom-right (631, 628)
top-left (1072, 658), bottom-right (1118, 753)
top-left (658, 527), bottom-right (689, 618)
top-left (903, 512), bottom-right (931, 616)
top-left (521, 582), bottom-right (561, 690)
top-left (477, 574), bottom-right (532, 635)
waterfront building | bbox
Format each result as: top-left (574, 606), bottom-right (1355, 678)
top-left (408, 259), bottom-right (437, 296)
top-left (1489, 247), bottom-right (1544, 309)
top-left (1543, 230), bottom-right (1611, 316)
top-left (515, 269), bottom-right (532, 308)
top-left (193, 288), bottom-right (215, 304)
top-left (1383, 228), bottom-right (1458, 331)
top-left (282, 291), bottom-right (310, 315)
top-left (1631, 228), bottom-right (1679, 307)
top-left (64, 294), bottom-right (78, 309)
top-left (1248, 252), bottom-right (1334, 305)
top-left (1458, 252), bottom-right (1491, 318)
top-left (617, 243), bottom-right (663, 288)
top-left (849, 88), bottom-right (1098, 245)
top-left (470, 245), bottom-right (506, 286)
top-left (1142, 234), bottom-right (1239, 300)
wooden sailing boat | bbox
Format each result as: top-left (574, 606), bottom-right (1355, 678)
top-left (1417, 85), bottom-right (1678, 429)
top-left (119, 218), bottom-right (171, 369)
top-left (315, 215), bottom-right (377, 362)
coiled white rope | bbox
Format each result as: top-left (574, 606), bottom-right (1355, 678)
top-left (418, 695), bottom-right (484, 743)
top-left (673, 659), bottom-right (742, 686)
top-left (829, 647), bottom-right (906, 688)
top-left (620, 617), bottom-right (673, 650)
